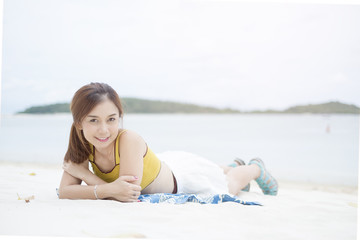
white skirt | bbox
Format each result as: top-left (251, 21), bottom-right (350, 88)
top-left (156, 151), bottom-right (230, 195)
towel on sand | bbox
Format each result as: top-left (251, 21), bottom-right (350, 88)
top-left (138, 193), bottom-right (261, 205)
top-left (56, 189), bottom-right (260, 205)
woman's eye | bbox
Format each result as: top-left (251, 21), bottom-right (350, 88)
top-left (90, 119), bottom-right (98, 123)
top-left (109, 117), bottom-right (116, 122)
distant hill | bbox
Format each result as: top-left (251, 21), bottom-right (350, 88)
top-left (249, 101), bottom-right (360, 114)
top-left (18, 99), bottom-right (360, 114)
top-left (18, 98), bottom-right (240, 114)
top-left (122, 98), bottom-right (239, 113)
top-left (282, 101), bottom-right (360, 114)
top-left (19, 103), bottom-right (70, 114)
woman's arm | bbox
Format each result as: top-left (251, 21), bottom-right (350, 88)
top-left (58, 171), bottom-right (100, 200)
top-left (58, 161), bottom-right (141, 202)
top-left (62, 160), bottom-right (105, 186)
top-left (118, 130), bottom-right (147, 188)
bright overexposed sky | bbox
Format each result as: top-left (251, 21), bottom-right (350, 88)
top-left (1, 0), bottom-right (360, 114)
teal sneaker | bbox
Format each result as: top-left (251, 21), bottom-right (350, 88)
top-left (249, 158), bottom-right (278, 196)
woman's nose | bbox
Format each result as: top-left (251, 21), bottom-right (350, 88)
top-left (98, 123), bottom-right (108, 134)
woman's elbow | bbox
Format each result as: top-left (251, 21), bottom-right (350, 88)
top-left (57, 186), bottom-right (69, 199)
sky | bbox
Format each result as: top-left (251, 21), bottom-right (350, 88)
top-left (1, 0), bottom-right (360, 114)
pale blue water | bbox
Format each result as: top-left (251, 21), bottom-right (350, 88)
top-left (0, 114), bottom-right (358, 186)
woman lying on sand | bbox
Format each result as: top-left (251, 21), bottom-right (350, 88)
top-left (58, 83), bottom-right (278, 202)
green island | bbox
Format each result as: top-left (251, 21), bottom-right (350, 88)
top-left (18, 99), bottom-right (360, 114)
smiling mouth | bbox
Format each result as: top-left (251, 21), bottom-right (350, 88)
top-left (96, 137), bottom-right (110, 142)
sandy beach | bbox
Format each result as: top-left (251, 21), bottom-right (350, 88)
top-left (0, 162), bottom-right (357, 240)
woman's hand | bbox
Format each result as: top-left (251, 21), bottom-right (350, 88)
top-left (62, 161), bottom-right (89, 180)
top-left (107, 176), bottom-right (142, 202)
top-left (62, 161), bottom-right (141, 202)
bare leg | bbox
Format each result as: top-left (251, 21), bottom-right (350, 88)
top-left (220, 165), bottom-right (233, 174)
top-left (225, 165), bottom-right (260, 196)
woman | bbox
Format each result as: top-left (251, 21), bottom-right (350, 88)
top-left (58, 83), bottom-right (278, 202)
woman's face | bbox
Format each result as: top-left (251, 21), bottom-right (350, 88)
top-left (80, 98), bottom-right (120, 150)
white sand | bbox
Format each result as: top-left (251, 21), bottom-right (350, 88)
top-left (0, 162), bottom-right (357, 240)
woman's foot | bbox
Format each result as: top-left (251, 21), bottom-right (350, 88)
top-left (228, 158), bottom-right (250, 192)
top-left (249, 158), bottom-right (278, 196)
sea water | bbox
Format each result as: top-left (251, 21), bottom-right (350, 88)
top-left (0, 113), bottom-right (358, 186)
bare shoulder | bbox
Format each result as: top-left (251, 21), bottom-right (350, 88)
top-left (119, 129), bottom-right (144, 143)
top-left (118, 129), bottom-right (146, 154)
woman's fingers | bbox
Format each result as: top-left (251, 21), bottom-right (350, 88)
top-left (123, 193), bottom-right (140, 202)
top-left (62, 161), bottom-right (72, 170)
top-left (118, 176), bottom-right (142, 191)
top-left (125, 188), bottom-right (140, 202)
top-left (133, 184), bottom-right (142, 192)
top-left (129, 189), bottom-right (140, 199)
top-left (62, 162), bottom-right (68, 171)
top-left (118, 175), bottom-right (138, 182)
top-left (132, 191), bottom-right (140, 198)
top-left (111, 176), bottom-right (142, 202)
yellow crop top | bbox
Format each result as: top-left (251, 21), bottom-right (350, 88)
top-left (88, 130), bottom-right (161, 190)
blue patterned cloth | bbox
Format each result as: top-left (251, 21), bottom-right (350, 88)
top-left (56, 189), bottom-right (260, 205)
top-left (138, 193), bottom-right (261, 205)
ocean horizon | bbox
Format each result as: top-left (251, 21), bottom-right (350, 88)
top-left (0, 113), bottom-right (358, 186)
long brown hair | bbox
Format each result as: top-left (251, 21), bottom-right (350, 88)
top-left (64, 82), bottom-right (123, 163)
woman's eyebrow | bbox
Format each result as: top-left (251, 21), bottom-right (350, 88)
top-left (86, 113), bottom-right (117, 118)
